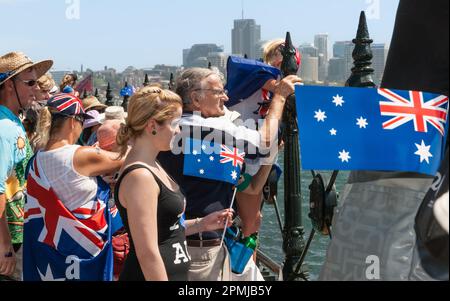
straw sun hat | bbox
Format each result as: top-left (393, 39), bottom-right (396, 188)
top-left (0, 52), bottom-right (53, 86)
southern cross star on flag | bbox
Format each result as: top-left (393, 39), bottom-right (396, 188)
top-left (295, 85), bottom-right (449, 176)
top-left (183, 138), bottom-right (245, 185)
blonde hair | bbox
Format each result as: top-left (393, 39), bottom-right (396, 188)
top-left (263, 39), bottom-right (284, 65)
top-left (35, 106), bottom-right (73, 149)
top-left (116, 87), bottom-right (182, 158)
top-left (37, 73), bottom-right (56, 91)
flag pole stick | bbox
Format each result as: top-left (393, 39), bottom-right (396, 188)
top-left (219, 187), bottom-right (238, 249)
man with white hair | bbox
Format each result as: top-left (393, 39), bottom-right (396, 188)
top-left (158, 67), bottom-right (301, 281)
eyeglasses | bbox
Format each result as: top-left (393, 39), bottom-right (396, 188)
top-left (16, 79), bottom-right (37, 87)
top-left (193, 88), bottom-right (228, 97)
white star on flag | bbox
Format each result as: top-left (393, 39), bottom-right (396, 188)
top-left (38, 265), bottom-right (65, 281)
top-left (197, 159), bottom-right (201, 163)
top-left (314, 110), bottom-right (327, 122)
top-left (330, 128), bottom-right (337, 136)
top-left (231, 170), bottom-right (238, 181)
top-left (356, 117), bottom-right (369, 129)
top-left (192, 150), bottom-right (198, 156)
top-left (201, 145), bottom-right (207, 151)
top-left (209, 156), bottom-right (215, 162)
top-left (338, 150), bottom-right (351, 163)
top-left (332, 95), bottom-right (345, 107)
top-left (199, 169), bottom-right (205, 175)
top-left (414, 140), bottom-right (433, 164)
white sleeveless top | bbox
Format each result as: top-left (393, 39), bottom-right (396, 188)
top-left (37, 145), bottom-right (98, 211)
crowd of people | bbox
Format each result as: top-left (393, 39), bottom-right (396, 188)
top-left (0, 39), bottom-right (301, 281)
top-left (1, 0), bottom-right (448, 280)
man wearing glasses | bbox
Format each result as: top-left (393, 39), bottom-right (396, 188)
top-left (158, 68), bottom-right (301, 281)
top-left (0, 52), bottom-right (53, 280)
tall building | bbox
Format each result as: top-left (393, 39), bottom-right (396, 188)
top-left (207, 52), bottom-right (229, 76)
top-left (328, 57), bottom-right (346, 83)
top-left (333, 41), bottom-right (352, 58)
top-left (299, 56), bottom-right (319, 83)
top-left (314, 34), bottom-right (329, 81)
top-left (329, 41), bottom-right (354, 82)
top-left (254, 40), bottom-right (267, 61)
top-left (183, 44), bottom-right (224, 68)
top-left (183, 49), bottom-right (190, 67)
top-left (232, 19), bottom-right (261, 59)
top-left (372, 43), bottom-right (389, 85)
top-left (298, 43), bottom-right (319, 58)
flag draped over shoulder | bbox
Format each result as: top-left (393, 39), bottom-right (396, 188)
top-left (23, 156), bottom-right (113, 281)
top-left (225, 56), bottom-right (281, 108)
top-left (295, 85), bottom-right (449, 176)
top-left (75, 74), bottom-right (93, 94)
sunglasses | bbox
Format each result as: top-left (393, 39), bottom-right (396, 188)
top-left (16, 79), bottom-right (38, 87)
top-left (72, 115), bottom-right (85, 124)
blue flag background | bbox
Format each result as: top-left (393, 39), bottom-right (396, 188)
top-left (183, 138), bottom-right (244, 185)
top-left (295, 85), bottom-right (448, 175)
top-left (225, 56), bottom-right (281, 107)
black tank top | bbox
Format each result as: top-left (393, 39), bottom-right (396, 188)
top-left (114, 164), bottom-right (190, 281)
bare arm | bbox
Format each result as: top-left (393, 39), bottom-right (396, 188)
top-left (73, 146), bottom-right (125, 177)
top-left (184, 209), bottom-right (234, 237)
top-left (242, 165), bottom-right (273, 196)
top-left (0, 193), bottom-right (15, 276)
top-left (262, 79), bottom-right (278, 92)
top-left (119, 169), bottom-right (168, 281)
top-left (258, 75), bottom-right (301, 149)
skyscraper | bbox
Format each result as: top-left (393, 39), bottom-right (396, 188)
top-left (314, 34), bottom-right (329, 81)
top-left (232, 19), bottom-right (261, 59)
top-left (372, 43), bottom-right (389, 85)
top-left (298, 43), bottom-right (319, 58)
top-left (183, 44), bottom-right (224, 68)
top-left (330, 41), bottom-right (354, 82)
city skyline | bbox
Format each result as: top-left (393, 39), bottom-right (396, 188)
top-left (1, 0), bottom-right (400, 72)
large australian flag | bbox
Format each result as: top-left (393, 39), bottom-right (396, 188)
top-left (183, 137), bottom-right (245, 185)
top-left (295, 85), bottom-right (449, 176)
top-left (23, 157), bottom-right (114, 281)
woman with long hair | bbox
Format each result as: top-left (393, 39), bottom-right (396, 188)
top-left (114, 86), bottom-right (233, 281)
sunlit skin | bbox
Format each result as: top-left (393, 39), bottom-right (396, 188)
top-left (190, 74), bottom-right (229, 118)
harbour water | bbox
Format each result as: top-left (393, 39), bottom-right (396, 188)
top-left (259, 155), bottom-right (350, 280)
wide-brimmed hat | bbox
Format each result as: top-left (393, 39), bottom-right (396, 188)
top-left (82, 96), bottom-right (108, 112)
top-left (99, 106), bottom-right (127, 123)
top-left (0, 52), bottom-right (53, 86)
top-left (83, 110), bottom-right (102, 129)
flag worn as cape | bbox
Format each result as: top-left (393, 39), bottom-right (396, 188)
top-left (225, 56), bottom-right (281, 108)
top-left (23, 155), bottom-right (113, 281)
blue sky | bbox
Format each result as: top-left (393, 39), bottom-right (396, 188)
top-left (1, 0), bottom-right (399, 71)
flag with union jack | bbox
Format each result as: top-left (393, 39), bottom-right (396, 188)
top-left (183, 138), bottom-right (245, 185)
top-left (23, 155), bottom-right (113, 281)
top-left (295, 85), bottom-right (448, 176)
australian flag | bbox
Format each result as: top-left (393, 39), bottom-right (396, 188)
top-left (295, 85), bottom-right (449, 176)
top-left (225, 56), bottom-right (281, 108)
top-left (23, 157), bottom-right (114, 281)
top-left (183, 138), bottom-right (245, 185)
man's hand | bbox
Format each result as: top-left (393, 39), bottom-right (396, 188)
top-left (274, 75), bottom-right (302, 99)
